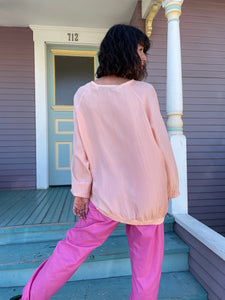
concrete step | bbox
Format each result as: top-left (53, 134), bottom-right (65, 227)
top-left (0, 272), bottom-right (208, 300)
top-left (0, 214), bottom-right (175, 245)
top-left (0, 232), bottom-right (188, 287)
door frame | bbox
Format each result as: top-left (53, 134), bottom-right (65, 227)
top-left (30, 25), bottom-right (107, 189)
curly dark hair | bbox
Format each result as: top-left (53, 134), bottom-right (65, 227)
top-left (96, 24), bottom-right (150, 81)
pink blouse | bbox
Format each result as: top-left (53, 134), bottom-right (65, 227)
top-left (71, 80), bottom-right (179, 225)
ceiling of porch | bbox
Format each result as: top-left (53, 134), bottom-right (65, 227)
top-left (0, 0), bottom-right (138, 28)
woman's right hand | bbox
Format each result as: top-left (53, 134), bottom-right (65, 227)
top-left (72, 197), bottom-right (89, 219)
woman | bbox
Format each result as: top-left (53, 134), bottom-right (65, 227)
top-left (12, 24), bottom-right (179, 300)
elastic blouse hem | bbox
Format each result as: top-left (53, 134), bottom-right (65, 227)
top-left (93, 202), bottom-right (165, 226)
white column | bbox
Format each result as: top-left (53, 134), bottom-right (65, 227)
top-left (163, 0), bottom-right (183, 134)
top-left (162, 0), bottom-right (188, 214)
top-left (33, 40), bottom-right (49, 189)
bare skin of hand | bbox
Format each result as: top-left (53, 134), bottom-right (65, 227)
top-left (73, 197), bottom-right (89, 219)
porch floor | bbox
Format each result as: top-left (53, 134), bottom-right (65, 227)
top-left (0, 187), bottom-right (76, 227)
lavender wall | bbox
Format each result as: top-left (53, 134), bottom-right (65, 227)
top-left (175, 223), bottom-right (225, 300)
top-left (129, 0), bottom-right (145, 32)
top-left (145, 0), bottom-right (225, 236)
top-left (0, 27), bottom-right (36, 190)
top-left (181, 0), bottom-right (225, 236)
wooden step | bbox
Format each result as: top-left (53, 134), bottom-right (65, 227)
top-left (0, 272), bottom-right (208, 300)
top-left (0, 214), bottom-right (175, 245)
top-left (0, 232), bottom-right (188, 287)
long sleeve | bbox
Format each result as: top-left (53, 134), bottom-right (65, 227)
top-left (71, 94), bottom-right (92, 198)
top-left (147, 86), bottom-right (180, 198)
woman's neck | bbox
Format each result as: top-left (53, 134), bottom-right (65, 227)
top-left (94, 75), bottom-right (130, 85)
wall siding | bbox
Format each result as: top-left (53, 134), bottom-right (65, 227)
top-left (0, 27), bottom-right (36, 190)
top-left (175, 223), bottom-right (225, 300)
top-left (129, 0), bottom-right (145, 32)
top-left (181, 0), bottom-right (225, 236)
top-left (144, 0), bottom-right (225, 236)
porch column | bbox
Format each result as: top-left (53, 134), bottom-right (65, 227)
top-left (162, 0), bottom-right (188, 214)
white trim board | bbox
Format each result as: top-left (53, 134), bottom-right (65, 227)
top-left (30, 25), bottom-right (108, 45)
top-left (30, 25), bottom-right (108, 189)
top-left (174, 213), bottom-right (225, 260)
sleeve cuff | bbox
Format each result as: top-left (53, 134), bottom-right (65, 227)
top-left (71, 185), bottom-right (91, 198)
top-left (168, 191), bottom-right (180, 199)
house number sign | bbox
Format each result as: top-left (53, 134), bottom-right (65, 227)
top-left (67, 33), bottom-right (79, 42)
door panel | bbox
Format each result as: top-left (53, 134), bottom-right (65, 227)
top-left (47, 45), bottom-right (98, 186)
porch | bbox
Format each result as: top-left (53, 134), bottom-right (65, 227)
top-left (0, 187), bottom-right (207, 299)
top-left (0, 186), bottom-right (76, 227)
top-left (0, 187), bottom-right (78, 244)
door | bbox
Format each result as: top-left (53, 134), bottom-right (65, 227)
top-left (47, 46), bottom-right (98, 186)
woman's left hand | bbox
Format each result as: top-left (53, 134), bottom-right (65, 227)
top-left (73, 197), bottom-right (89, 219)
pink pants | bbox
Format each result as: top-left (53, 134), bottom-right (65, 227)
top-left (22, 201), bottom-right (164, 300)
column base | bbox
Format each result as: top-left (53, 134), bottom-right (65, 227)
top-left (168, 134), bottom-right (188, 215)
